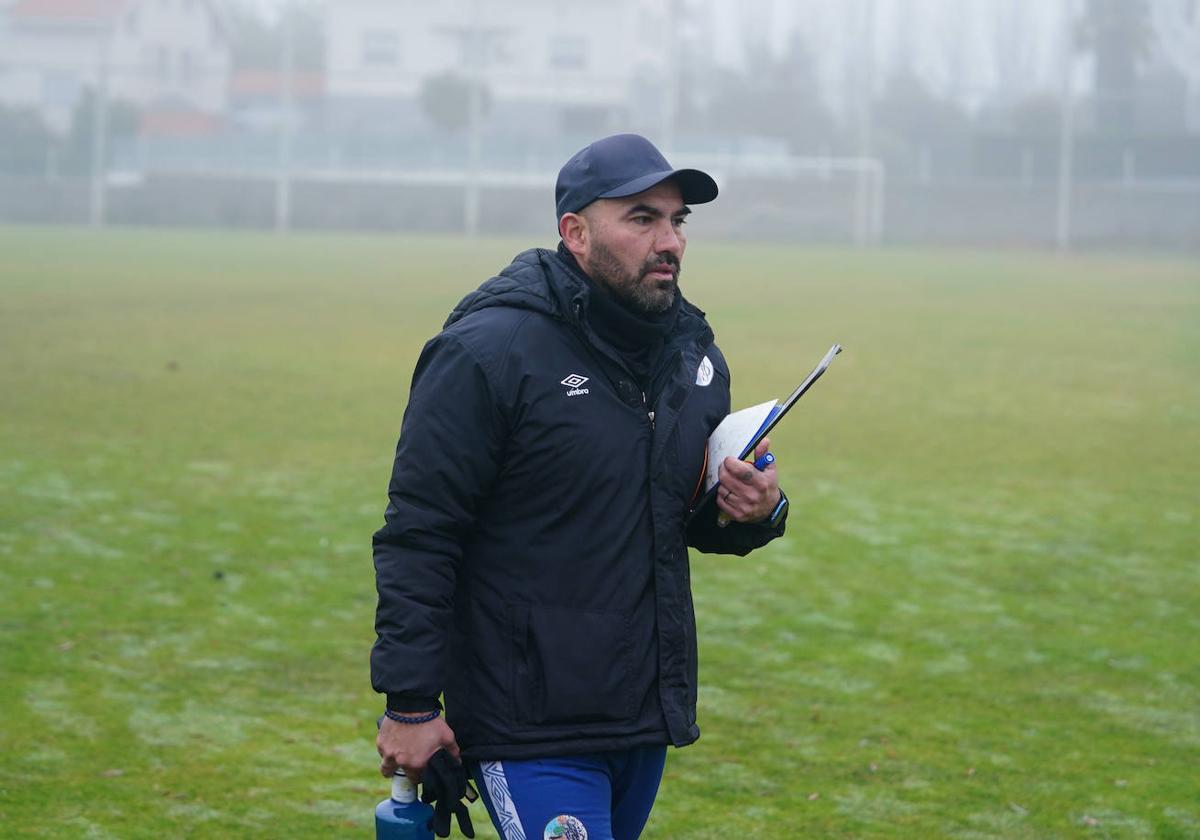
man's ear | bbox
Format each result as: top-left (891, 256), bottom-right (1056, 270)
top-left (559, 212), bottom-right (589, 260)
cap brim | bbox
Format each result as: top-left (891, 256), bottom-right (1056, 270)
top-left (598, 168), bottom-right (718, 205)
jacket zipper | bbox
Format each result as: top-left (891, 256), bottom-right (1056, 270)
top-left (571, 299), bottom-right (659, 429)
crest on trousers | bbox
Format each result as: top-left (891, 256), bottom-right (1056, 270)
top-left (544, 814), bottom-right (588, 840)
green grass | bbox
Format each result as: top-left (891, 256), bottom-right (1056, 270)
top-left (1, 226), bottom-right (1197, 838)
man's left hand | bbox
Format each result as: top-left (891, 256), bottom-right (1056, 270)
top-left (716, 437), bottom-right (781, 523)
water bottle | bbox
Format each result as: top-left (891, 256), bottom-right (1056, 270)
top-left (375, 771), bottom-right (434, 840)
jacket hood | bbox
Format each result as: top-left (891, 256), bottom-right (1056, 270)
top-left (443, 248), bottom-right (568, 329)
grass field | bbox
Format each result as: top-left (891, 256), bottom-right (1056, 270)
top-left (1, 226), bottom-right (1198, 839)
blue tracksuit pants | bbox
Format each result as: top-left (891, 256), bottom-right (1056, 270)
top-left (469, 746), bottom-right (667, 840)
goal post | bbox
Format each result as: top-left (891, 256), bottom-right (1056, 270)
top-left (678, 153), bottom-right (887, 247)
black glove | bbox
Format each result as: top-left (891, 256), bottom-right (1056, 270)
top-left (420, 749), bottom-right (477, 838)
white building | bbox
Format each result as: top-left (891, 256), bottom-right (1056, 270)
top-left (0, 0), bottom-right (231, 135)
top-left (323, 0), bottom-right (673, 137)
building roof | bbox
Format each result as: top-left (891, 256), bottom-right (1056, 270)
top-left (10, 0), bottom-right (132, 22)
top-left (10, 0), bottom-right (226, 34)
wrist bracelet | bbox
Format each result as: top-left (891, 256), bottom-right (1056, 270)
top-left (384, 708), bottom-right (441, 725)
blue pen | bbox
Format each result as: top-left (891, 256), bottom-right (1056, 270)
top-left (752, 452), bottom-right (775, 471)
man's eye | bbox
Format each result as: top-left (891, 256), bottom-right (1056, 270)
top-left (632, 216), bottom-right (652, 225)
top-left (673, 217), bottom-right (688, 227)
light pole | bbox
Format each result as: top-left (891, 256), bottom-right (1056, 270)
top-left (854, 0), bottom-right (877, 248)
top-left (89, 16), bottom-right (114, 227)
top-left (275, 1), bottom-right (295, 233)
top-left (464, 0), bottom-right (483, 239)
top-left (661, 0), bottom-right (681, 155)
top-left (1056, 1), bottom-right (1079, 254)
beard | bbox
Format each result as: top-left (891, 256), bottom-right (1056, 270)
top-left (584, 241), bottom-right (680, 316)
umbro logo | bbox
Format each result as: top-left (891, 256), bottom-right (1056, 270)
top-left (561, 373), bottom-right (590, 396)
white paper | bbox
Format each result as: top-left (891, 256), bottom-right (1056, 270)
top-left (705, 399), bottom-right (777, 491)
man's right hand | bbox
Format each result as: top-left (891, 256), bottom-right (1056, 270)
top-left (377, 714), bottom-right (460, 783)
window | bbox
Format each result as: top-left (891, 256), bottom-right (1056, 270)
top-left (361, 29), bottom-right (400, 67)
top-left (41, 71), bottom-right (79, 107)
top-left (549, 36), bottom-right (587, 71)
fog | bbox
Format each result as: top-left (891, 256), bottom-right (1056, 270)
top-left (1, 0), bottom-right (1197, 250)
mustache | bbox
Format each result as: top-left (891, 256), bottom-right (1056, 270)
top-left (642, 254), bottom-right (680, 276)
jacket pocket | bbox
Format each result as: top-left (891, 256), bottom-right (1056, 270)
top-left (512, 602), bottom-right (635, 727)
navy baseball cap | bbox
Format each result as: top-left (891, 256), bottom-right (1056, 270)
top-left (555, 133), bottom-right (718, 220)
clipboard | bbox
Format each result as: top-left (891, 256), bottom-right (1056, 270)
top-left (688, 342), bottom-right (843, 520)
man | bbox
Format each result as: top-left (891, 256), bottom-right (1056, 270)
top-left (373, 134), bottom-right (789, 840)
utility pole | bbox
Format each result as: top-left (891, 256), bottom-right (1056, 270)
top-left (89, 17), bottom-right (113, 227)
top-left (275, 1), bottom-right (295, 233)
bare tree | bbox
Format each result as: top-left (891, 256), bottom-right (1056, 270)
top-left (1076, 0), bottom-right (1154, 133)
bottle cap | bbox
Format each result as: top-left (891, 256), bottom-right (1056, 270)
top-left (390, 770), bottom-right (417, 804)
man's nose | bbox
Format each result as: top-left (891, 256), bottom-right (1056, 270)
top-left (654, 222), bottom-right (683, 258)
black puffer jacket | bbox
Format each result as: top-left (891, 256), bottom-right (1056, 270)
top-left (372, 247), bottom-right (785, 760)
